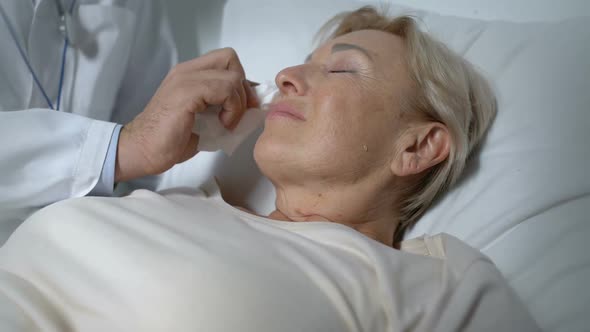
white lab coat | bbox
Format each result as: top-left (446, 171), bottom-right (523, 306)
top-left (0, 0), bottom-right (177, 243)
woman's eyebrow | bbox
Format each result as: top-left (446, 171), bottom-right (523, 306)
top-left (304, 43), bottom-right (374, 63)
top-left (331, 43), bottom-right (374, 61)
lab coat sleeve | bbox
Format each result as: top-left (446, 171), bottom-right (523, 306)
top-left (437, 259), bottom-right (541, 332)
top-left (0, 109), bottom-right (116, 214)
top-left (89, 124), bottom-right (122, 196)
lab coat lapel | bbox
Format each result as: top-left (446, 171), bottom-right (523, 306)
top-left (64, 3), bottom-right (136, 119)
top-left (27, 0), bottom-right (64, 109)
top-left (0, 0), bottom-right (34, 111)
top-left (19, 0), bottom-right (136, 116)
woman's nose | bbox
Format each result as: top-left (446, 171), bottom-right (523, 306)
top-left (275, 65), bottom-right (308, 96)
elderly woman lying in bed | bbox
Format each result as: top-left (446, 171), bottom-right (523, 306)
top-left (0, 6), bottom-right (539, 332)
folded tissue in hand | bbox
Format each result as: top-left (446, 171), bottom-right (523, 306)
top-left (192, 82), bottom-right (278, 156)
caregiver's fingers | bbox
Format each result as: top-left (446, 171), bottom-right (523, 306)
top-left (169, 48), bottom-right (259, 115)
top-left (176, 47), bottom-right (247, 78)
top-left (183, 70), bottom-right (249, 129)
top-left (170, 69), bottom-right (247, 116)
top-left (243, 79), bottom-right (260, 108)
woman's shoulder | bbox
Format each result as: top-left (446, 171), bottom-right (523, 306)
top-left (401, 233), bottom-right (496, 280)
top-left (404, 234), bottom-right (540, 331)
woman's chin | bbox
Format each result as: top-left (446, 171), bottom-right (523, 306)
top-left (254, 133), bottom-right (298, 176)
top-left (253, 133), bottom-right (280, 166)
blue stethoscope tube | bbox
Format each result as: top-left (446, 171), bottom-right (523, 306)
top-left (0, 0), bottom-right (77, 111)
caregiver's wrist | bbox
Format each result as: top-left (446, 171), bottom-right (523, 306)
top-left (115, 126), bottom-right (152, 182)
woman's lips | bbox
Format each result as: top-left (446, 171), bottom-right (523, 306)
top-left (266, 102), bottom-right (306, 121)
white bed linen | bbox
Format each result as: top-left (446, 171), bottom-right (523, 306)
top-left (0, 181), bottom-right (538, 331)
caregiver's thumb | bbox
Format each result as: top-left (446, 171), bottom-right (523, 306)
top-left (114, 48), bottom-right (255, 182)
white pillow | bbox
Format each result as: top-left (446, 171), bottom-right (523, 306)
top-left (160, 1), bottom-right (590, 331)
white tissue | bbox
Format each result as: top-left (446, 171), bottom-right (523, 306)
top-left (192, 82), bottom-right (278, 156)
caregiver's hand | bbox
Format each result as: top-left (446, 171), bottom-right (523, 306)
top-left (115, 48), bottom-right (258, 182)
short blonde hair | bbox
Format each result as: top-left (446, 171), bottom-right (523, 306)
top-left (317, 6), bottom-right (497, 243)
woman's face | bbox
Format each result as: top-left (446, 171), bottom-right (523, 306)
top-left (254, 29), bottom-right (413, 186)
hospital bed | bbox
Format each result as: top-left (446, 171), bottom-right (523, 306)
top-left (159, 0), bottom-right (590, 331)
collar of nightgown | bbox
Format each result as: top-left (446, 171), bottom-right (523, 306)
top-left (200, 176), bottom-right (448, 259)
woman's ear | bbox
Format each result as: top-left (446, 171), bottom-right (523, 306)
top-left (391, 122), bottom-right (450, 177)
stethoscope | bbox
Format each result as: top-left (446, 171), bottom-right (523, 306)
top-left (0, 0), bottom-right (77, 111)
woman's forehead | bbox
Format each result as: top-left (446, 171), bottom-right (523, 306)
top-left (324, 29), bottom-right (405, 59)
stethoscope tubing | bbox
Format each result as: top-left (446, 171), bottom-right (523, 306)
top-left (0, 0), bottom-right (76, 111)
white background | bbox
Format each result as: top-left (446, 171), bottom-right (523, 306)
top-left (163, 0), bottom-right (590, 60)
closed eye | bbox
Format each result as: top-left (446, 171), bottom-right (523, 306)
top-left (329, 70), bottom-right (354, 73)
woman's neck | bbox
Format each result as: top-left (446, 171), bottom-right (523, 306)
top-left (267, 177), bottom-right (400, 246)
